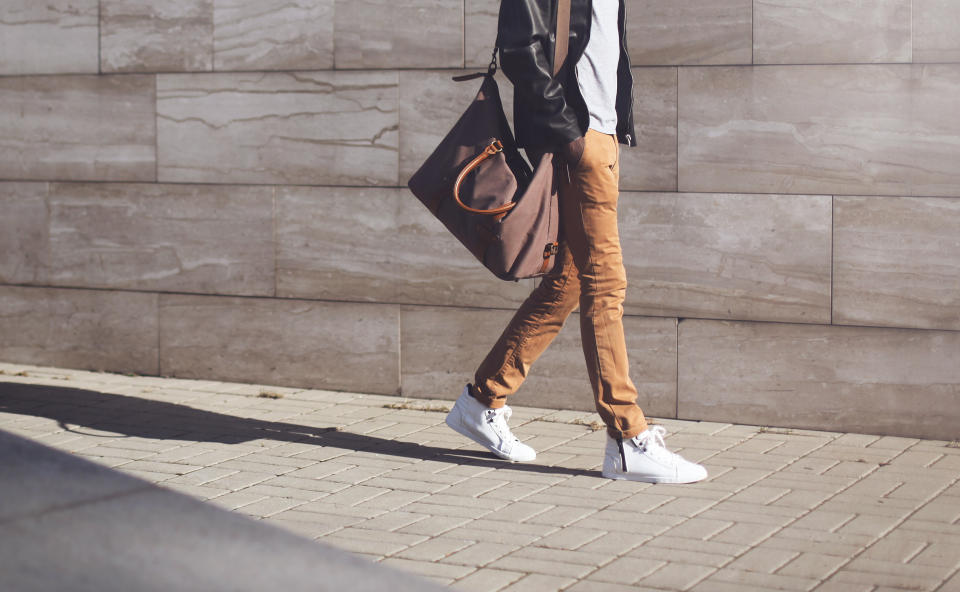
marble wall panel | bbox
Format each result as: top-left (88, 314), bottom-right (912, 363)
top-left (44, 183), bottom-right (274, 296)
top-left (626, 0), bottom-right (752, 66)
top-left (0, 286), bottom-right (159, 375)
top-left (156, 70), bottom-right (398, 185)
top-left (464, 0), bottom-right (500, 68)
top-left (401, 307), bottom-right (679, 418)
top-left (679, 64), bottom-right (960, 198)
top-left (100, 0), bottom-right (214, 73)
top-left (678, 319), bottom-right (960, 440)
top-left (0, 183), bottom-right (48, 285)
top-left (275, 186), bottom-right (531, 308)
top-left (834, 195), bottom-right (960, 331)
top-left (754, 0), bottom-right (911, 65)
top-left (914, 0), bottom-right (960, 63)
top-left (213, 0), bottom-right (334, 71)
top-left (619, 192), bottom-right (832, 324)
top-left (399, 69), bottom-right (515, 184)
top-left (159, 295), bottom-right (400, 394)
top-left (619, 67), bottom-right (678, 192)
top-left (0, 75), bottom-right (156, 182)
top-left (0, 0), bottom-right (99, 75)
top-left (334, 0), bottom-right (463, 68)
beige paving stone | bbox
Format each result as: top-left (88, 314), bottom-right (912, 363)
top-left (619, 192), bottom-right (831, 324)
top-left (498, 573), bottom-right (576, 592)
top-left (640, 563), bottom-right (716, 590)
top-left (664, 517), bottom-right (734, 541)
top-left (626, 0), bottom-right (752, 65)
top-left (726, 546), bottom-right (799, 574)
top-left (628, 542), bottom-right (732, 569)
top-left (679, 64), bottom-right (960, 198)
top-left (395, 536), bottom-right (476, 562)
top-left (451, 567), bottom-right (525, 592)
top-left (591, 555), bottom-right (667, 585)
top-left (1, 0), bottom-right (99, 75)
top-left (439, 541), bottom-right (514, 567)
top-left (829, 566), bottom-right (945, 590)
top-left (157, 70), bottom-right (398, 185)
top-left (774, 551), bottom-right (850, 580)
top-left (710, 522), bottom-right (782, 546)
top-left (334, 0), bottom-right (462, 68)
top-left (213, 0), bottom-right (333, 71)
top-left (754, 0), bottom-right (910, 64)
top-left (706, 568), bottom-right (818, 591)
top-left (494, 555), bottom-right (594, 578)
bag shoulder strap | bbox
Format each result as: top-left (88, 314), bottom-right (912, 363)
top-left (553, 0), bottom-right (571, 77)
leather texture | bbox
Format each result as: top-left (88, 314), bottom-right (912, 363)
top-left (496, 0), bottom-right (637, 151)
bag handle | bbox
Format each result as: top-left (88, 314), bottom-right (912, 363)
top-left (451, 0), bottom-right (572, 217)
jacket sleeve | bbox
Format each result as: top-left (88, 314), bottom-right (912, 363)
top-left (496, 0), bottom-right (582, 149)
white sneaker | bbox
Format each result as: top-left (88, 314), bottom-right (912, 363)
top-left (602, 425), bottom-right (707, 483)
top-left (445, 384), bottom-right (536, 462)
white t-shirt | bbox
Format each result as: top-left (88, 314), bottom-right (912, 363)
top-left (575, 0), bottom-right (620, 134)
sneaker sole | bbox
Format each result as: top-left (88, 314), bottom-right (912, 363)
top-left (601, 468), bottom-right (705, 484)
top-left (445, 409), bottom-right (531, 463)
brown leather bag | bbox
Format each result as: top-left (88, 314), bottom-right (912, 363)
top-left (407, 0), bottom-right (571, 281)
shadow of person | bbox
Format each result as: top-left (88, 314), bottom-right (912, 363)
top-left (0, 381), bottom-right (597, 478)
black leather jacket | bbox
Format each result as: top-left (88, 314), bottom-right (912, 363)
top-left (496, 0), bottom-right (636, 151)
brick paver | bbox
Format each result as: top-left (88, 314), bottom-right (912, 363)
top-left (2, 362), bottom-right (959, 591)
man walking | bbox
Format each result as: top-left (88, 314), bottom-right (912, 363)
top-left (445, 0), bottom-right (707, 484)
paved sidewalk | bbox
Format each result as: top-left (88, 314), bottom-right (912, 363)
top-left (1, 362), bottom-right (959, 591)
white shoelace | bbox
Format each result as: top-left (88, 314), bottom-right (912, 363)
top-left (634, 425), bottom-right (681, 464)
top-left (485, 405), bottom-right (516, 442)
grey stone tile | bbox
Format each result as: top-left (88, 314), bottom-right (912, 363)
top-left (100, 0), bottom-right (214, 72)
top-left (45, 182), bottom-right (274, 296)
top-left (157, 70), bottom-right (398, 185)
top-left (334, 0), bottom-right (463, 68)
top-left (620, 67), bottom-right (678, 192)
top-left (0, 286), bottom-right (159, 375)
top-left (399, 69), bottom-right (515, 185)
top-left (400, 306), bottom-right (678, 418)
top-left (834, 195), bottom-right (960, 331)
top-left (678, 319), bottom-right (960, 440)
top-left (159, 294), bottom-right (400, 395)
top-left (619, 192), bottom-right (832, 324)
top-left (914, 0), bottom-right (960, 63)
top-left (0, 182), bottom-right (48, 284)
top-left (213, 0), bottom-right (334, 71)
top-left (275, 186), bottom-right (531, 308)
top-left (464, 0), bottom-right (499, 68)
top-left (626, 0), bottom-right (752, 65)
top-left (0, 74), bottom-right (156, 182)
top-left (0, 0), bottom-right (99, 75)
top-left (754, 0), bottom-right (911, 64)
top-left (678, 64), bottom-right (960, 198)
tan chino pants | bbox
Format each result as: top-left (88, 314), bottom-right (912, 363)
top-left (472, 128), bottom-right (649, 440)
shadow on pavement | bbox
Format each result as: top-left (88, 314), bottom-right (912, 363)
top-left (0, 382), bottom-right (597, 478)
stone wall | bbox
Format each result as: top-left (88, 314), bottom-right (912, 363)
top-left (2, 0), bottom-right (958, 439)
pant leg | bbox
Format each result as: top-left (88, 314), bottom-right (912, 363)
top-left (473, 241), bottom-right (581, 408)
top-left (560, 129), bottom-right (648, 439)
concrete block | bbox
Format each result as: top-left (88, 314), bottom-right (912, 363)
top-left (275, 186), bottom-right (531, 308)
top-left (0, 182), bottom-right (48, 284)
top-left (754, 0), bottom-right (911, 64)
top-left (0, 0), bottom-right (99, 75)
top-left (159, 294), bottom-right (400, 395)
top-left (0, 74), bottom-right (156, 182)
top-left (401, 306), bottom-right (678, 419)
top-left (620, 67), bottom-right (678, 192)
top-left (157, 70), bottom-right (398, 185)
top-left (626, 0), bottom-right (752, 65)
top-left (213, 0), bottom-right (334, 71)
top-left (834, 195), bottom-right (960, 331)
top-left (619, 192), bottom-right (832, 324)
top-left (334, 0), bottom-right (462, 68)
top-left (0, 285), bottom-right (159, 375)
top-left (100, 0), bottom-right (214, 72)
top-left (45, 182), bottom-right (274, 296)
top-left (678, 319), bottom-right (960, 440)
top-left (678, 64), bottom-right (960, 198)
